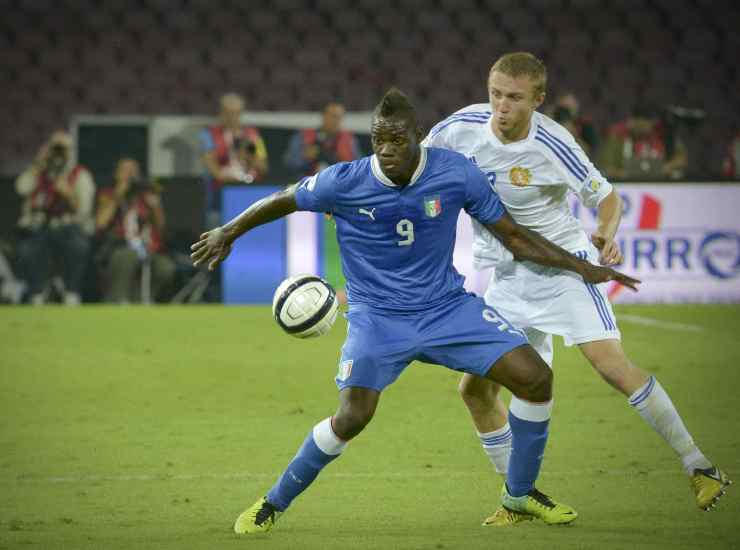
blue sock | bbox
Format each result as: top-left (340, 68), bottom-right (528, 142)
top-left (266, 418), bottom-right (347, 511)
top-left (506, 397), bottom-right (552, 497)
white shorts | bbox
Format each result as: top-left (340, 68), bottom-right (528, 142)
top-left (483, 244), bottom-right (621, 366)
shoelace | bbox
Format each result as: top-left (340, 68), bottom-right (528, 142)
top-left (528, 488), bottom-right (556, 509)
top-left (254, 501), bottom-right (277, 526)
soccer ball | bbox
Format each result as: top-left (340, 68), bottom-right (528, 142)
top-left (272, 274), bottom-right (339, 338)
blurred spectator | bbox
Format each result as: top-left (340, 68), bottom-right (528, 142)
top-left (96, 159), bottom-right (175, 303)
top-left (599, 105), bottom-right (688, 180)
top-left (283, 102), bottom-right (361, 177)
top-left (546, 92), bottom-right (599, 155)
top-left (15, 131), bottom-right (95, 305)
top-left (0, 240), bottom-right (24, 304)
top-left (722, 132), bottom-right (740, 178)
top-left (200, 93), bottom-right (269, 228)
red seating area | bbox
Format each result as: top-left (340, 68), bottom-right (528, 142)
top-left (2, 0), bottom-right (737, 175)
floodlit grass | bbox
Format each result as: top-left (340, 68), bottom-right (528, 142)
top-left (1, 305), bottom-right (738, 549)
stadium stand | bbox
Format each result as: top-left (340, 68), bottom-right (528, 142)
top-left (0, 0), bottom-right (738, 177)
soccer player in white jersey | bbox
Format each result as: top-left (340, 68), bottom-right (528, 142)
top-left (423, 52), bottom-right (730, 524)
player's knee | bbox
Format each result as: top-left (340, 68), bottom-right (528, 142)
top-left (525, 365), bottom-right (552, 402)
top-left (458, 376), bottom-right (496, 412)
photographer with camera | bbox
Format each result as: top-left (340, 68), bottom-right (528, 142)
top-left (283, 102), bottom-right (361, 177)
top-left (200, 93), bottom-right (269, 228)
top-left (722, 131), bottom-right (739, 178)
top-left (599, 104), bottom-right (689, 180)
top-left (96, 158), bottom-right (175, 303)
top-left (15, 131), bottom-right (95, 305)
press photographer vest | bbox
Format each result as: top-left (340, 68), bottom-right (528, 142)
top-left (302, 128), bottom-right (355, 169)
top-left (30, 165), bottom-right (85, 218)
top-left (209, 126), bottom-right (261, 165)
top-left (100, 188), bottom-right (163, 253)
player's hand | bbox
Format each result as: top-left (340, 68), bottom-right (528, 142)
top-left (591, 234), bottom-right (623, 266)
top-left (579, 262), bottom-right (641, 291)
top-left (190, 227), bottom-right (232, 271)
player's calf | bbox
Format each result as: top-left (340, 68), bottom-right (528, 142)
top-left (579, 339), bottom-right (647, 396)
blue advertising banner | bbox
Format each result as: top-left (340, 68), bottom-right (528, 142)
top-left (221, 186), bottom-right (286, 304)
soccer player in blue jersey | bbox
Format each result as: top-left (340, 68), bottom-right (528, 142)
top-left (190, 88), bottom-right (639, 534)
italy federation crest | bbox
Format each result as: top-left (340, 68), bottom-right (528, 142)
top-left (337, 360), bottom-right (353, 381)
top-left (424, 195), bottom-right (442, 218)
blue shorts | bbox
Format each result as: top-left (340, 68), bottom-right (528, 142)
top-left (335, 293), bottom-right (528, 392)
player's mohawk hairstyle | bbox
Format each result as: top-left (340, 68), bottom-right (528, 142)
top-left (374, 87), bottom-right (417, 124)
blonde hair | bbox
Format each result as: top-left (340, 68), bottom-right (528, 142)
top-left (490, 52), bottom-right (547, 98)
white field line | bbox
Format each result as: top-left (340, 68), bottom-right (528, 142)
top-left (5, 468), bottom-right (722, 484)
top-left (618, 314), bottom-right (705, 333)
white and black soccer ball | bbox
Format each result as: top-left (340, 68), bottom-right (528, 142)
top-left (272, 274), bottom-right (339, 338)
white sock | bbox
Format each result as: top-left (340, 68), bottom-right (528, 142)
top-left (477, 423), bottom-right (512, 474)
top-left (628, 376), bottom-right (711, 474)
top-left (312, 417), bottom-right (348, 455)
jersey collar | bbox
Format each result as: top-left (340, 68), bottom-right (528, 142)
top-left (371, 146), bottom-right (428, 188)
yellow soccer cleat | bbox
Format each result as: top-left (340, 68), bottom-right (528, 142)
top-left (483, 506), bottom-right (534, 527)
top-left (234, 496), bottom-right (282, 534)
top-left (500, 485), bottom-right (578, 525)
top-left (692, 467), bottom-right (732, 511)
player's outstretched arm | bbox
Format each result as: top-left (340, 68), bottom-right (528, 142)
top-left (191, 184), bottom-right (299, 271)
top-left (485, 212), bottom-right (641, 291)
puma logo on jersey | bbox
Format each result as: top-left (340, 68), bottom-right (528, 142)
top-left (358, 208), bottom-right (376, 221)
top-left (299, 174), bottom-right (318, 191)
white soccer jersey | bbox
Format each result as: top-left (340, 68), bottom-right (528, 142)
top-left (423, 104), bottom-right (620, 352)
top-left (423, 104), bottom-right (613, 270)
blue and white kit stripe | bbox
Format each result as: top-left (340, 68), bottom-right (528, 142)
top-left (479, 427), bottom-right (512, 447)
top-left (629, 375), bottom-right (656, 407)
top-left (429, 111), bottom-right (491, 137)
top-left (535, 125), bottom-right (589, 182)
top-left (576, 250), bottom-right (616, 331)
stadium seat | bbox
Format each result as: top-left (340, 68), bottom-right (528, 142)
top-left (0, 0), bottom-right (736, 175)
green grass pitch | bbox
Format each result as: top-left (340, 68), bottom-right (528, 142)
top-left (1, 305), bottom-right (739, 549)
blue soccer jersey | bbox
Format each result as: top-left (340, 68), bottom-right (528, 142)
top-left (294, 147), bottom-right (505, 311)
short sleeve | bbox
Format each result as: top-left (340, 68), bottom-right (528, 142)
top-left (463, 160), bottom-right (505, 224)
top-left (577, 174), bottom-right (613, 208)
top-left (294, 164), bottom-right (341, 212)
top-left (421, 125), bottom-right (452, 149)
top-left (199, 128), bottom-right (215, 153)
top-left (541, 125), bottom-right (612, 208)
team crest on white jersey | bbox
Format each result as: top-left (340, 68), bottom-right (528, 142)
top-left (424, 195), bottom-right (442, 217)
top-left (509, 166), bottom-right (531, 187)
top-left (589, 179), bottom-right (601, 192)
